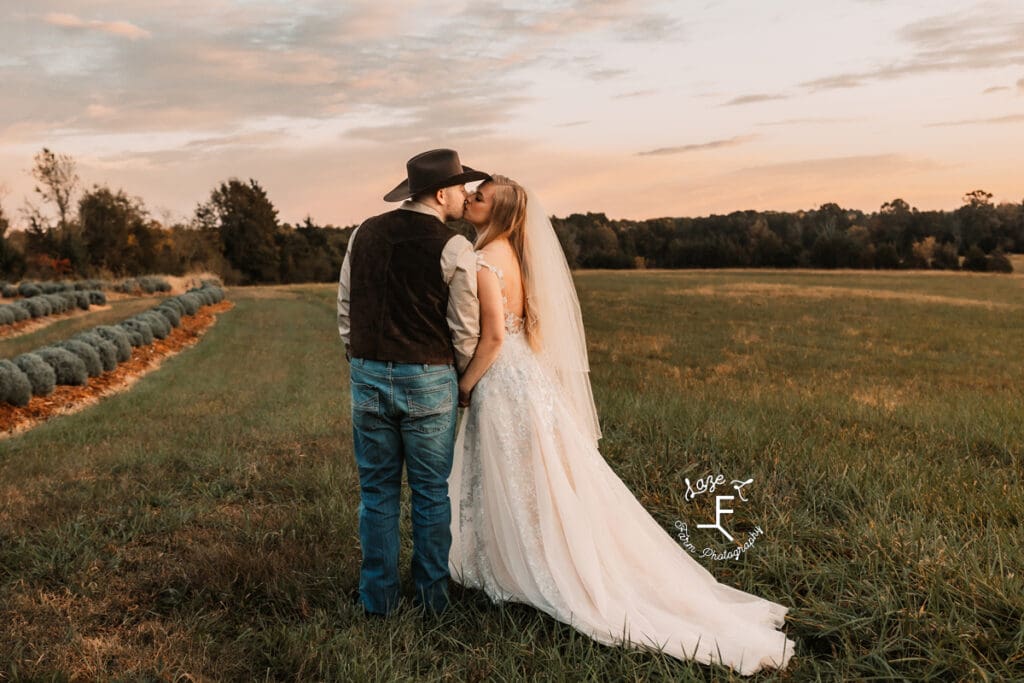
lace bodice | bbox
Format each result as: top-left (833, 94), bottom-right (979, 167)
top-left (475, 252), bottom-right (525, 335)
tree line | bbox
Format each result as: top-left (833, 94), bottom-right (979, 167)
top-left (550, 194), bottom-right (1019, 272)
top-left (0, 149), bottom-right (350, 284)
top-left (0, 149), bottom-right (1018, 283)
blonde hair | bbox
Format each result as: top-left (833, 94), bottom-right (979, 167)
top-left (474, 175), bottom-right (540, 350)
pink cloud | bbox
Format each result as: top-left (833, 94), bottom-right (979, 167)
top-left (195, 47), bottom-right (338, 86)
top-left (44, 12), bottom-right (151, 40)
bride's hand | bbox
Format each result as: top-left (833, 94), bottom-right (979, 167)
top-left (458, 382), bottom-right (472, 407)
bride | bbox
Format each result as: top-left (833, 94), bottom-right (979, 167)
top-left (448, 175), bottom-right (796, 675)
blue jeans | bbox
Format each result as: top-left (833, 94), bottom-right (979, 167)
top-left (349, 358), bottom-right (458, 615)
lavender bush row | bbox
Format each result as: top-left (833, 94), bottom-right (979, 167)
top-left (0, 284), bottom-right (226, 406)
top-left (0, 280), bottom-right (105, 298)
top-left (0, 291), bottom-right (106, 327)
top-left (110, 276), bottom-right (173, 295)
top-left (0, 276), bottom-right (174, 298)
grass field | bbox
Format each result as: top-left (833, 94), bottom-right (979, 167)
top-left (1, 269), bottom-right (1022, 681)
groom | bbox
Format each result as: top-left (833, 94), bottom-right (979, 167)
top-left (338, 149), bottom-right (489, 616)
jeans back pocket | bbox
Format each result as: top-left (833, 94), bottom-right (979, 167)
top-left (405, 383), bottom-right (453, 434)
top-left (351, 381), bottom-right (380, 415)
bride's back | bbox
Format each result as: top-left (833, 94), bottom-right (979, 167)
top-left (478, 238), bottom-right (524, 322)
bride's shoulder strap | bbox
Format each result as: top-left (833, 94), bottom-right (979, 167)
top-left (474, 250), bottom-right (504, 282)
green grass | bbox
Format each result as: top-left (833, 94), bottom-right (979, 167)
top-left (1, 273), bottom-right (1021, 681)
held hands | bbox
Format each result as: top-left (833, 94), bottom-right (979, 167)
top-left (458, 381), bottom-right (472, 408)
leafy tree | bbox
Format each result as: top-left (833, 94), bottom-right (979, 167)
top-left (166, 222), bottom-right (226, 275)
top-left (816, 202), bottom-right (853, 233)
top-left (807, 207), bottom-right (867, 268)
top-left (962, 244), bottom-right (989, 271)
top-left (810, 231), bottom-right (855, 268)
top-left (197, 178), bottom-right (281, 284)
top-left (78, 186), bottom-right (152, 275)
top-left (995, 201), bottom-right (1023, 252)
top-left (1015, 199), bottom-right (1024, 251)
top-left (881, 198), bottom-right (912, 214)
top-left (29, 148), bottom-right (79, 232)
top-left (746, 216), bottom-right (787, 267)
top-left (873, 242), bottom-right (901, 269)
top-left (21, 148), bottom-right (88, 275)
top-left (986, 248), bottom-right (1013, 273)
top-left (277, 217), bottom-right (352, 283)
top-left (932, 242), bottom-right (960, 270)
top-left (550, 217), bottom-right (581, 268)
top-left (847, 225), bottom-right (876, 268)
top-left (23, 211), bottom-right (58, 261)
top-left (956, 189), bottom-right (1000, 253)
top-left (0, 192), bottom-right (25, 279)
top-left (562, 214), bottom-right (619, 268)
top-left (876, 197), bottom-right (931, 260)
top-left (910, 236), bottom-right (937, 269)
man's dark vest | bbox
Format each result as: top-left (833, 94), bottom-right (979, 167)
top-left (348, 208), bottom-right (459, 365)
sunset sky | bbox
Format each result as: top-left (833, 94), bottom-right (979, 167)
top-left (1, 0), bottom-right (1022, 228)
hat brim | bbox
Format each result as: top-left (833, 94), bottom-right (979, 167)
top-left (383, 166), bottom-right (492, 202)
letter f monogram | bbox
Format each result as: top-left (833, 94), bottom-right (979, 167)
top-left (697, 495), bottom-right (735, 542)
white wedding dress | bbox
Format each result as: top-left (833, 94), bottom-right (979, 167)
top-left (448, 254), bottom-right (795, 676)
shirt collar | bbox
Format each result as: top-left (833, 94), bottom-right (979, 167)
top-left (400, 200), bottom-right (443, 222)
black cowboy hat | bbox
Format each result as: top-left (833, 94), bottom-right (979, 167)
top-left (383, 148), bottom-right (491, 202)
